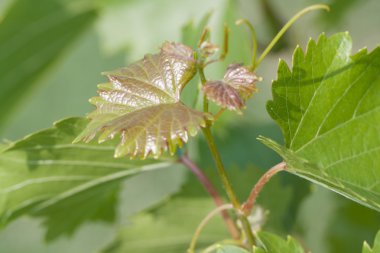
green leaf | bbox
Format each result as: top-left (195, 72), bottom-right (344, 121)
top-left (296, 186), bottom-right (380, 253)
top-left (0, 117), bottom-right (173, 240)
top-left (262, 32), bottom-right (380, 211)
top-left (253, 231), bottom-right (304, 253)
top-left (0, 0), bottom-right (96, 130)
top-left (363, 231), bottom-right (380, 253)
top-left (102, 198), bottom-right (230, 253)
top-left (75, 42), bottom-right (210, 159)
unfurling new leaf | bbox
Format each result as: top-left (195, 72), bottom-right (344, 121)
top-left (75, 42), bottom-right (210, 159)
top-left (202, 64), bottom-right (258, 111)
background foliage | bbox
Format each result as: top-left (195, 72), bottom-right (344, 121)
top-left (0, 0), bottom-right (380, 252)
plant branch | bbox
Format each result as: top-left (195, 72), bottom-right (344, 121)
top-left (197, 60), bottom-right (255, 249)
top-left (187, 204), bottom-right (234, 253)
top-left (242, 161), bottom-right (287, 215)
top-left (179, 155), bottom-right (240, 239)
top-left (202, 127), bottom-right (255, 249)
top-left (255, 4), bottom-right (330, 68)
top-left (198, 66), bottom-right (209, 113)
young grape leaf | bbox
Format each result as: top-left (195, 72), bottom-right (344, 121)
top-left (203, 64), bottom-right (258, 111)
top-left (0, 117), bottom-right (174, 240)
top-left (362, 231), bottom-right (380, 253)
top-left (261, 32), bottom-right (380, 211)
top-left (75, 42), bottom-right (210, 159)
top-left (253, 231), bottom-right (305, 253)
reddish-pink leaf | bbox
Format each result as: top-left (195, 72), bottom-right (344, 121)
top-left (74, 42), bottom-right (209, 159)
top-left (203, 64), bottom-right (259, 111)
top-left (202, 81), bottom-right (245, 111)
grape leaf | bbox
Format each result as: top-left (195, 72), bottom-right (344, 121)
top-left (102, 198), bottom-right (230, 253)
top-left (261, 32), bottom-right (380, 211)
top-left (363, 231), bottom-right (380, 253)
top-left (253, 231), bottom-right (304, 253)
top-left (0, 0), bottom-right (96, 130)
top-left (0, 117), bottom-right (174, 240)
top-left (296, 187), bottom-right (380, 253)
top-left (203, 64), bottom-right (258, 111)
top-left (75, 42), bottom-right (210, 159)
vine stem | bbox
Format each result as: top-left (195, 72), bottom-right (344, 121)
top-left (197, 58), bottom-right (255, 249)
top-left (179, 155), bottom-right (240, 239)
top-left (198, 66), bottom-right (209, 113)
top-left (187, 204), bottom-right (234, 253)
top-left (202, 127), bottom-right (256, 249)
top-left (242, 161), bottom-right (287, 215)
top-left (255, 4), bottom-right (330, 68)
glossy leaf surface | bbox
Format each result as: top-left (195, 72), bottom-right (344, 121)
top-left (75, 42), bottom-right (209, 158)
top-left (203, 64), bottom-right (258, 111)
top-left (0, 118), bottom-right (173, 240)
top-left (262, 33), bottom-right (380, 211)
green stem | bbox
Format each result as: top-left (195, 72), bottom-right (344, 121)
top-left (197, 63), bottom-right (254, 249)
top-left (202, 127), bottom-right (255, 249)
top-left (236, 19), bottom-right (258, 70)
top-left (198, 66), bottom-right (209, 113)
top-left (202, 128), bottom-right (239, 207)
top-left (255, 4), bottom-right (330, 68)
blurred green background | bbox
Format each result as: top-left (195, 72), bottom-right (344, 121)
top-left (0, 0), bottom-right (379, 252)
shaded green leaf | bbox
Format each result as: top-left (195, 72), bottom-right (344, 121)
top-left (203, 64), bottom-right (258, 112)
top-left (0, 117), bottom-right (173, 240)
top-left (363, 231), bottom-right (380, 253)
top-left (296, 186), bottom-right (380, 253)
top-left (75, 42), bottom-right (210, 159)
top-left (262, 32), bottom-right (380, 211)
top-left (0, 0), bottom-right (96, 130)
top-left (253, 231), bottom-right (304, 253)
top-left (102, 198), bottom-right (230, 253)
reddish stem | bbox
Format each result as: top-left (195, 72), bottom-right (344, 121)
top-left (242, 161), bottom-right (287, 215)
top-left (179, 155), bottom-right (240, 239)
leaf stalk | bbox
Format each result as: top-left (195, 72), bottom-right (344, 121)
top-left (242, 161), bottom-right (287, 215)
